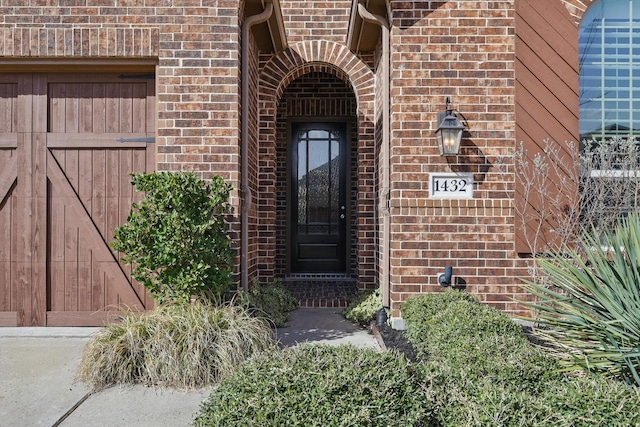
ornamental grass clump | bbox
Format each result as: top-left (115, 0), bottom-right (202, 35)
top-left (521, 212), bottom-right (640, 386)
top-left (76, 302), bottom-right (277, 391)
top-left (194, 343), bottom-right (432, 426)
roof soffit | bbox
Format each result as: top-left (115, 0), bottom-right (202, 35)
top-left (347, 0), bottom-right (389, 52)
top-left (244, 0), bottom-right (288, 53)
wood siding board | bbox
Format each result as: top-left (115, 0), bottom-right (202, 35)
top-left (92, 149), bottom-right (107, 238)
top-left (0, 82), bottom-right (17, 133)
top-left (515, 59), bottom-right (578, 137)
top-left (120, 83), bottom-right (133, 133)
top-left (0, 135), bottom-right (18, 148)
top-left (518, 0), bottom-right (579, 72)
top-left (0, 311), bottom-right (18, 327)
top-left (15, 77), bottom-right (33, 325)
top-left (93, 83), bottom-right (106, 133)
top-left (78, 83), bottom-right (94, 133)
top-left (47, 133), bottom-right (150, 148)
top-left (65, 149), bottom-right (80, 194)
top-left (0, 178), bottom-right (13, 311)
top-left (32, 136), bottom-right (48, 324)
top-left (105, 149), bottom-right (120, 247)
top-left (514, 0), bottom-right (579, 254)
top-left (146, 79), bottom-right (155, 134)
top-left (78, 149), bottom-right (93, 216)
top-left (516, 80), bottom-right (576, 145)
top-left (132, 83), bottom-right (146, 133)
top-left (77, 259), bottom-right (92, 312)
top-left (516, 23), bottom-right (578, 96)
top-left (105, 84), bottom-right (120, 133)
top-left (48, 83), bottom-right (65, 134)
top-left (91, 263), bottom-right (105, 311)
top-left (46, 310), bottom-right (122, 327)
top-left (0, 152), bottom-right (17, 205)
top-left (64, 83), bottom-right (79, 133)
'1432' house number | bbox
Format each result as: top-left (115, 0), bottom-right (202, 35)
top-left (429, 173), bottom-right (474, 199)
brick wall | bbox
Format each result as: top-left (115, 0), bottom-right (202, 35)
top-left (280, 0), bottom-right (352, 44)
top-left (386, 1), bottom-right (523, 315)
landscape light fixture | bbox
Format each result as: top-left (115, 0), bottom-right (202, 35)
top-left (438, 266), bottom-right (453, 287)
top-left (435, 97), bottom-right (466, 156)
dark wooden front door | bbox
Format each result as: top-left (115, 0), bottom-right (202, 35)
top-left (290, 122), bottom-right (348, 273)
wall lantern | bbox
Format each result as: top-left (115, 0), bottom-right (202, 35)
top-left (435, 97), bottom-right (466, 156)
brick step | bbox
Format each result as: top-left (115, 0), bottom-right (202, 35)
top-left (283, 277), bottom-right (358, 308)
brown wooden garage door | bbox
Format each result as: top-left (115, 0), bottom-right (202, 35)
top-left (0, 73), bottom-right (155, 326)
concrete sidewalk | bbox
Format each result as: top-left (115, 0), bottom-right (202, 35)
top-left (0, 308), bottom-right (378, 427)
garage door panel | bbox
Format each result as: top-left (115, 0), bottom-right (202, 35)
top-left (47, 150), bottom-right (145, 314)
top-left (0, 72), bottom-right (155, 326)
top-left (49, 81), bottom-right (152, 134)
top-left (0, 75), bottom-right (20, 324)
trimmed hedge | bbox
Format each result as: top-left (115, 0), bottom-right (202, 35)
top-left (402, 290), bottom-right (640, 426)
top-left (194, 290), bottom-right (640, 426)
top-left (195, 344), bottom-right (432, 426)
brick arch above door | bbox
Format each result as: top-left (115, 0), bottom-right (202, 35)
top-left (255, 41), bottom-right (378, 288)
top-left (259, 40), bottom-right (375, 121)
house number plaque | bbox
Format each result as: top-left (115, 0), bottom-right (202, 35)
top-left (429, 173), bottom-right (474, 199)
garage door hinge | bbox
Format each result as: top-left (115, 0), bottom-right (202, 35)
top-left (117, 137), bottom-right (155, 143)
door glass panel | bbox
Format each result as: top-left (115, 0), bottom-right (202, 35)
top-left (297, 139), bottom-right (307, 224)
top-left (296, 128), bottom-right (341, 233)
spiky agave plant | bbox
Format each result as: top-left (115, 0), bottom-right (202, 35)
top-left (521, 213), bottom-right (640, 386)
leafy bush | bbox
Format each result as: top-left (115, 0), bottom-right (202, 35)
top-left (419, 366), bottom-right (640, 427)
top-left (76, 302), bottom-right (277, 391)
top-left (111, 172), bottom-right (233, 304)
top-left (194, 343), bottom-right (433, 426)
top-left (401, 290), bottom-right (559, 390)
top-left (401, 290), bottom-right (640, 426)
top-left (343, 287), bottom-right (382, 326)
top-left (237, 279), bottom-right (298, 327)
top-left (521, 212), bottom-right (640, 386)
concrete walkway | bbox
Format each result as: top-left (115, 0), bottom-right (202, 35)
top-left (0, 308), bottom-right (378, 427)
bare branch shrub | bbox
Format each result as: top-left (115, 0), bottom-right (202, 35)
top-left (510, 138), bottom-right (640, 256)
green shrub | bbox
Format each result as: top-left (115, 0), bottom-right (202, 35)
top-left (401, 290), bottom-right (559, 390)
top-left (76, 302), bottom-right (277, 391)
top-left (194, 343), bottom-right (433, 426)
top-left (521, 212), bottom-right (640, 386)
top-left (237, 279), bottom-right (298, 327)
top-left (111, 172), bottom-right (232, 304)
top-left (419, 366), bottom-right (640, 427)
top-left (401, 290), bottom-right (640, 426)
top-left (343, 287), bottom-right (382, 326)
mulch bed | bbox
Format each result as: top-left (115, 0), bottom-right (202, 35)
top-left (373, 323), bottom-right (418, 361)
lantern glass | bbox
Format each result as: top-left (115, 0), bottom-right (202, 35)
top-left (435, 114), bottom-right (464, 156)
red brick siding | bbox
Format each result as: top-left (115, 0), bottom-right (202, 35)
top-left (387, 1), bottom-right (520, 316)
top-left (281, 0), bottom-right (352, 44)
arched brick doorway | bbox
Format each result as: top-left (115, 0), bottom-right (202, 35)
top-left (256, 41), bottom-right (377, 297)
